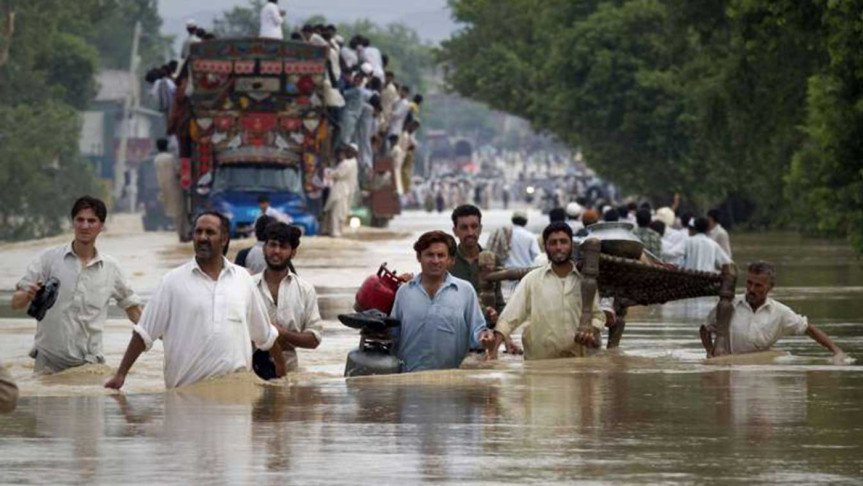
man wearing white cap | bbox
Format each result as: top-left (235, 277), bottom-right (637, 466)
top-left (565, 202), bottom-right (584, 233)
top-left (259, 0), bottom-right (285, 40)
top-left (322, 144), bottom-right (359, 237)
top-left (654, 206), bottom-right (687, 266)
top-left (180, 20), bottom-right (200, 60)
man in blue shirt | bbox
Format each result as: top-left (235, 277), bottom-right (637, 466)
top-left (390, 230), bottom-right (495, 372)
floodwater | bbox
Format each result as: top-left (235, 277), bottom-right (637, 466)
top-left (1, 211), bottom-right (862, 484)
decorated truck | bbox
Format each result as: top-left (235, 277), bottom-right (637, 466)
top-left (171, 38), bottom-right (333, 240)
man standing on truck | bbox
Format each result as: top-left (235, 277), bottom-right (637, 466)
top-left (322, 145), bottom-right (359, 238)
top-left (259, 0), bottom-right (285, 40)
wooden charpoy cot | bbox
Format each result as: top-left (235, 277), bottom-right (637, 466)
top-left (476, 238), bottom-right (738, 356)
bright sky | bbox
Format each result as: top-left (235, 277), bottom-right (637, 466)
top-left (158, 0), bottom-right (456, 43)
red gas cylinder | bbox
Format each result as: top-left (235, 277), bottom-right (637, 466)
top-left (355, 263), bottom-right (402, 315)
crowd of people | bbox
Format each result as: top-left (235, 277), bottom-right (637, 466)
top-left (0, 191), bottom-right (847, 416)
top-left (142, 1), bottom-right (426, 238)
top-left (256, 0), bottom-right (425, 237)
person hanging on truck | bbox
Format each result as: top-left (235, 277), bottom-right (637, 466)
top-left (321, 144), bottom-right (359, 238)
top-left (253, 222), bottom-right (323, 372)
top-left (105, 212), bottom-right (286, 390)
top-left (11, 196), bottom-right (143, 374)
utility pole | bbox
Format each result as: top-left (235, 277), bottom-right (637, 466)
top-left (114, 21), bottom-right (142, 212)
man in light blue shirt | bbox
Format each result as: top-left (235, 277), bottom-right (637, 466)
top-left (390, 231), bottom-right (494, 372)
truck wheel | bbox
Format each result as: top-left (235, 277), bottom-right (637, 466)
top-left (177, 217), bottom-right (192, 242)
top-left (142, 214), bottom-right (157, 232)
top-left (370, 216), bottom-right (390, 228)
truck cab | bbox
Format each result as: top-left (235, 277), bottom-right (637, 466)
top-left (207, 163), bottom-right (318, 236)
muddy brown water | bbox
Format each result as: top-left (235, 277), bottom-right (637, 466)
top-left (1, 223), bottom-right (862, 484)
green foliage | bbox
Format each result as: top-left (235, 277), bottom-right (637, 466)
top-left (213, 0), bottom-right (267, 38)
top-left (442, 0), bottom-right (863, 249)
top-left (0, 0), bottom-right (163, 241)
top-left (0, 102), bottom-right (101, 239)
top-left (785, 2), bottom-right (863, 251)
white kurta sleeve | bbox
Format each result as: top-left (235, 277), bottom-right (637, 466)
top-left (496, 274), bottom-right (532, 338)
top-left (302, 284), bottom-right (324, 344)
top-left (247, 282), bottom-right (278, 351)
top-left (132, 277), bottom-right (172, 351)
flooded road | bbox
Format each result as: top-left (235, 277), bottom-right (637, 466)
top-left (1, 211), bottom-right (861, 483)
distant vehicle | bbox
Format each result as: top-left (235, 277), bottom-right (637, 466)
top-left (168, 38), bottom-right (331, 239)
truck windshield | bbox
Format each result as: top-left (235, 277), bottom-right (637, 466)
top-left (213, 165), bottom-right (303, 194)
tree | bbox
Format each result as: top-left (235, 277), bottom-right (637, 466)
top-left (213, 0), bottom-right (266, 38)
top-left (786, 2), bottom-right (863, 251)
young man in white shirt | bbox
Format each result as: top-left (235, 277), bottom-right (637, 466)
top-left (505, 211), bottom-right (541, 269)
top-left (683, 216), bottom-right (731, 272)
top-left (253, 222), bottom-right (323, 372)
top-left (700, 261), bottom-right (846, 362)
top-left (12, 196), bottom-right (142, 373)
top-left (105, 212), bottom-right (285, 390)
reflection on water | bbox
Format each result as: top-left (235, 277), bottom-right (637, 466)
top-left (2, 365), bottom-right (861, 483)
top-left (1, 232), bottom-right (862, 483)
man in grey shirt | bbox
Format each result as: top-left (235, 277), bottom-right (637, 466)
top-left (11, 196), bottom-right (142, 373)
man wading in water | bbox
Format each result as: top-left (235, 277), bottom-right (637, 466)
top-left (12, 196), bottom-right (142, 373)
top-left (389, 231), bottom-right (496, 372)
top-left (488, 222), bottom-right (606, 361)
top-left (700, 261), bottom-right (848, 363)
top-left (105, 212), bottom-right (285, 390)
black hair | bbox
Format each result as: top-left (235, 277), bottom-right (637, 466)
top-left (617, 205), bottom-right (629, 219)
top-left (368, 77), bottom-right (382, 92)
top-left (649, 219), bottom-right (665, 236)
top-left (255, 215), bottom-right (275, 242)
top-left (257, 194), bottom-right (270, 204)
top-left (542, 221), bottom-right (573, 244)
top-left (548, 207), bottom-right (566, 223)
top-left (413, 94), bottom-right (424, 104)
top-left (692, 216), bottom-right (710, 234)
top-left (602, 208), bottom-right (619, 222)
top-left (451, 204), bottom-right (482, 226)
top-left (156, 138), bottom-right (169, 152)
top-left (290, 32), bottom-right (303, 40)
top-left (707, 208), bottom-right (721, 223)
top-left (194, 211), bottom-right (231, 255)
top-left (635, 208), bottom-right (651, 227)
top-left (680, 212), bottom-right (693, 228)
top-left (369, 94), bottom-right (382, 110)
top-left (512, 215), bottom-right (528, 226)
top-left (71, 195), bottom-right (107, 223)
top-left (266, 222), bottom-right (302, 249)
top-left (413, 230), bottom-right (456, 257)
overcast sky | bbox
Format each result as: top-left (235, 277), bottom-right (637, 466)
top-left (158, 0), bottom-right (458, 45)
